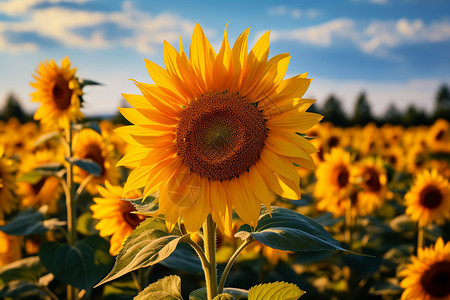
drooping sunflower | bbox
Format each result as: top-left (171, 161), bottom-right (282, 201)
top-left (30, 56), bottom-right (83, 129)
top-left (73, 129), bottom-right (120, 195)
top-left (351, 157), bottom-right (388, 217)
top-left (116, 24), bottom-right (322, 235)
top-left (399, 237), bottom-right (450, 300)
top-left (426, 119), bottom-right (450, 153)
top-left (91, 181), bottom-right (146, 255)
top-left (17, 150), bottom-right (63, 214)
top-left (404, 169), bottom-right (450, 227)
top-left (0, 148), bottom-right (17, 220)
top-left (315, 148), bottom-right (353, 217)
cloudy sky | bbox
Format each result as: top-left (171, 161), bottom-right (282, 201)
top-left (1, 0), bottom-right (449, 117)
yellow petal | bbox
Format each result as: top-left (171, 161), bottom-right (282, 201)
top-left (182, 177), bottom-right (211, 232)
top-left (260, 147), bottom-right (299, 184)
top-left (210, 180), bottom-right (233, 236)
top-left (229, 175), bottom-right (260, 227)
top-left (265, 111), bottom-right (323, 132)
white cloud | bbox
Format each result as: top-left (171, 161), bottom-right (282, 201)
top-left (270, 18), bottom-right (450, 56)
top-left (307, 77), bottom-right (448, 115)
top-left (0, 0), bottom-right (88, 16)
top-left (0, 1), bottom-right (198, 54)
top-left (267, 6), bottom-right (321, 19)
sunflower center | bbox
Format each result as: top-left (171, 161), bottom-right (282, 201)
top-left (420, 261), bottom-right (450, 297)
top-left (436, 129), bottom-right (445, 141)
top-left (31, 178), bottom-right (47, 195)
top-left (328, 136), bottom-right (339, 149)
top-left (363, 167), bottom-right (381, 192)
top-left (176, 92), bottom-right (267, 181)
top-left (334, 165), bottom-right (349, 188)
top-left (51, 74), bottom-right (73, 110)
top-left (122, 201), bottom-right (145, 228)
top-left (419, 185), bottom-right (443, 209)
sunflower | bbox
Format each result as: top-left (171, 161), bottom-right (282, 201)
top-left (0, 148), bottom-right (17, 220)
top-left (0, 230), bottom-right (21, 267)
top-left (116, 24), bottom-right (321, 235)
top-left (399, 237), bottom-right (450, 300)
top-left (17, 150), bottom-right (63, 214)
top-left (30, 56), bottom-right (83, 129)
top-left (315, 148), bottom-right (353, 217)
top-left (404, 169), bottom-right (450, 227)
top-left (351, 157), bottom-right (388, 217)
top-left (73, 129), bottom-right (120, 195)
top-left (426, 119), bottom-right (450, 153)
top-left (91, 181), bottom-right (146, 255)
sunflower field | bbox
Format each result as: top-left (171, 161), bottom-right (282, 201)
top-left (1, 24), bottom-right (450, 300)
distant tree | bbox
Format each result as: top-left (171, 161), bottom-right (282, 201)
top-left (433, 84), bottom-right (450, 121)
top-left (322, 94), bottom-right (348, 127)
top-left (352, 92), bottom-right (373, 126)
top-left (1, 93), bottom-right (30, 123)
top-left (383, 103), bottom-right (402, 125)
top-left (403, 105), bottom-right (428, 126)
top-left (308, 102), bottom-right (322, 114)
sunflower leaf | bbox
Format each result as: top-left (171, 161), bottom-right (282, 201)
top-left (33, 131), bottom-right (61, 147)
top-left (248, 282), bottom-right (305, 300)
top-left (95, 218), bottom-right (189, 288)
top-left (65, 157), bottom-right (101, 177)
top-left (126, 196), bottom-right (159, 214)
top-left (0, 208), bottom-right (49, 236)
top-left (39, 235), bottom-right (114, 290)
top-left (134, 275), bottom-right (182, 300)
top-left (0, 257), bottom-right (44, 285)
top-left (190, 288), bottom-right (248, 300)
top-left (72, 121), bottom-right (102, 135)
top-left (80, 79), bottom-right (103, 88)
top-left (235, 206), bottom-right (349, 252)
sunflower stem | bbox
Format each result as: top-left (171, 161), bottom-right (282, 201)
top-left (203, 214), bottom-right (218, 300)
top-left (218, 237), bottom-right (255, 294)
top-left (64, 123), bottom-right (78, 300)
top-left (417, 225), bottom-right (424, 251)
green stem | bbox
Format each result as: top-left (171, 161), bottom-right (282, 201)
top-left (218, 237), bottom-right (254, 294)
top-left (64, 124), bottom-right (77, 300)
top-left (203, 215), bottom-right (218, 300)
top-left (417, 225), bottom-right (424, 252)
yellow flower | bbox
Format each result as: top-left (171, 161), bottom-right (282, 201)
top-left (426, 119), bottom-right (450, 153)
top-left (399, 237), bottom-right (450, 300)
top-left (30, 56), bottom-right (83, 129)
top-left (404, 169), bottom-right (450, 227)
top-left (382, 145), bottom-right (405, 172)
top-left (116, 24), bottom-right (322, 235)
top-left (91, 182), bottom-right (145, 255)
top-left (73, 129), bottom-right (120, 194)
top-left (351, 157), bottom-right (388, 217)
top-left (0, 148), bottom-right (17, 220)
top-left (315, 148), bottom-right (353, 217)
top-left (0, 230), bottom-right (21, 266)
top-left (17, 150), bottom-right (63, 214)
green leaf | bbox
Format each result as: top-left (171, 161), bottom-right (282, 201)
top-left (126, 196), bottom-right (159, 215)
top-left (34, 162), bottom-right (65, 175)
top-left (0, 281), bottom-right (49, 299)
top-left (134, 275), bottom-right (182, 300)
top-left (0, 208), bottom-right (59, 236)
top-left (159, 243), bottom-right (202, 272)
top-left (248, 282), bottom-right (305, 300)
top-left (39, 235), bottom-right (114, 290)
top-left (0, 257), bottom-right (44, 285)
top-left (66, 157), bottom-right (101, 176)
top-left (390, 214), bottom-right (415, 233)
top-left (33, 131), bottom-right (61, 147)
top-left (213, 294), bottom-right (234, 300)
top-left (80, 79), bottom-right (103, 88)
top-left (76, 211), bottom-right (98, 236)
top-left (16, 170), bottom-right (44, 184)
top-left (95, 218), bottom-right (189, 287)
top-left (235, 206), bottom-right (347, 252)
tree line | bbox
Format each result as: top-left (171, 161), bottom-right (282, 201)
top-left (1, 84), bottom-right (449, 127)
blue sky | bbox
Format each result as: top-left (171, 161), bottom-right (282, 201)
top-left (1, 0), bottom-right (449, 117)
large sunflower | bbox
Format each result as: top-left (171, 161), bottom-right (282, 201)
top-left (404, 169), bottom-right (450, 227)
top-left (399, 237), bottom-right (450, 300)
top-left (426, 119), bottom-right (449, 153)
top-left (91, 181), bottom-right (145, 255)
top-left (0, 148), bottom-right (17, 220)
top-left (315, 148), bottom-right (353, 217)
top-left (17, 150), bottom-right (63, 214)
top-left (116, 24), bottom-right (322, 235)
top-left (74, 129), bottom-right (120, 194)
top-left (30, 56), bottom-right (83, 129)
